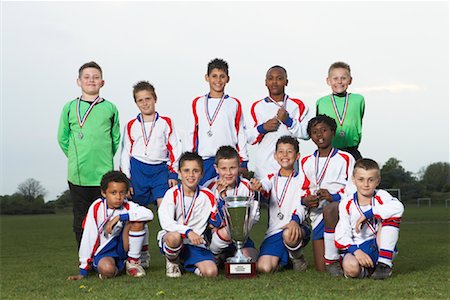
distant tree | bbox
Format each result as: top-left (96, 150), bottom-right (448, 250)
top-left (420, 162), bottom-right (450, 192)
top-left (47, 189), bottom-right (72, 208)
top-left (17, 178), bottom-right (47, 201)
top-left (379, 158), bottom-right (424, 201)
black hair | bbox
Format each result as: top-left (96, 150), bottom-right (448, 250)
top-left (179, 152), bottom-right (204, 173)
top-left (307, 114), bottom-right (337, 136)
top-left (275, 135), bottom-right (299, 154)
top-left (267, 65), bottom-right (288, 78)
top-left (100, 171), bottom-right (130, 192)
top-left (207, 58), bottom-right (229, 76)
top-left (215, 145), bottom-right (240, 165)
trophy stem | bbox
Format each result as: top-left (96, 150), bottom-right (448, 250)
top-left (227, 241), bottom-right (251, 263)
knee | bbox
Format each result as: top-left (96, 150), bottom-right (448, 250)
top-left (129, 221), bottom-right (145, 231)
top-left (343, 258), bottom-right (360, 278)
top-left (201, 266), bottom-right (218, 278)
top-left (164, 232), bottom-right (182, 247)
top-left (257, 261), bottom-right (276, 274)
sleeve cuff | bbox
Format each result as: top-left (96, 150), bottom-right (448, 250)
top-left (290, 214), bottom-right (301, 224)
top-left (240, 161), bottom-right (248, 168)
top-left (363, 209), bottom-right (374, 220)
top-left (331, 193), bottom-right (341, 202)
top-left (185, 229), bottom-right (192, 237)
top-left (257, 124), bottom-right (267, 134)
top-left (284, 116), bottom-right (293, 127)
top-left (79, 269), bottom-right (88, 277)
top-left (168, 172), bottom-right (179, 180)
top-left (348, 245), bottom-right (359, 254)
top-left (120, 214), bottom-right (129, 221)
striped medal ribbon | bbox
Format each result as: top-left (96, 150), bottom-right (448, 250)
top-left (140, 112), bottom-right (157, 155)
top-left (76, 96), bottom-right (101, 139)
top-left (204, 93), bottom-right (227, 137)
top-left (274, 170), bottom-right (294, 220)
top-left (314, 148), bottom-right (335, 188)
top-left (330, 93), bottom-right (349, 126)
top-left (179, 185), bottom-right (200, 225)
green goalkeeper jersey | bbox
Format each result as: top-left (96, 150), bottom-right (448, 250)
top-left (316, 93), bottom-right (364, 149)
top-left (57, 98), bottom-right (121, 186)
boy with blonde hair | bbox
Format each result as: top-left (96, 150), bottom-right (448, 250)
top-left (316, 61), bottom-right (365, 160)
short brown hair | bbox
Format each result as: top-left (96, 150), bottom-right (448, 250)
top-left (353, 158), bottom-right (380, 175)
top-left (132, 81), bottom-right (156, 102)
top-left (328, 61), bottom-right (351, 76)
top-left (215, 146), bottom-right (240, 165)
top-left (78, 61), bottom-right (102, 78)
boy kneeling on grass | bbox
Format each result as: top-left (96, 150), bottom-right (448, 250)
top-left (335, 159), bottom-right (404, 279)
top-left (68, 171), bottom-right (154, 280)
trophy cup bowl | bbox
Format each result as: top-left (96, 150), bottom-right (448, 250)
top-left (224, 196), bottom-right (257, 278)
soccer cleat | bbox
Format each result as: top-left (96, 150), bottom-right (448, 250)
top-left (126, 260), bottom-right (146, 278)
top-left (291, 254), bottom-right (308, 272)
top-left (371, 262), bottom-right (392, 280)
top-left (139, 253), bottom-right (150, 269)
top-left (165, 258), bottom-right (182, 278)
top-left (326, 261), bottom-right (344, 277)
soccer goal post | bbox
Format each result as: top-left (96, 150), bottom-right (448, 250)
top-left (386, 188), bottom-right (402, 203)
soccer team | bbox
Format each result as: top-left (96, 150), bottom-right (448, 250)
top-left (59, 59), bottom-right (403, 281)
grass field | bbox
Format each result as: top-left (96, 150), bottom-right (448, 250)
top-left (1, 206), bottom-right (449, 299)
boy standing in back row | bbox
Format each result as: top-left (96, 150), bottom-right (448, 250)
top-left (248, 65), bottom-right (312, 180)
top-left (316, 61), bottom-right (365, 160)
top-left (187, 58), bottom-right (249, 185)
top-left (58, 61), bottom-right (121, 248)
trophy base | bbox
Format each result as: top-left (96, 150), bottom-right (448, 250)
top-left (225, 261), bottom-right (257, 279)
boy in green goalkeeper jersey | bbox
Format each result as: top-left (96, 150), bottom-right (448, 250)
top-left (57, 61), bottom-right (121, 249)
top-left (316, 61), bottom-right (364, 160)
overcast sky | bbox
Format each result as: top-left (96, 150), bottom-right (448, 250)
top-left (1, 1), bottom-right (449, 201)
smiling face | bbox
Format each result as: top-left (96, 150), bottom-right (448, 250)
top-left (205, 68), bottom-right (229, 98)
top-left (179, 160), bottom-right (203, 193)
top-left (274, 142), bottom-right (300, 172)
top-left (327, 67), bottom-right (352, 94)
top-left (77, 67), bottom-right (104, 98)
top-left (265, 67), bottom-right (288, 98)
top-left (214, 157), bottom-right (240, 188)
top-left (135, 90), bottom-right (157, 119)
top-left (102, 181), bottom-right (127, 209)
top-left (310, 121), bottom-right (334, 151)
top-left (352, 167), bottom-right (381, 199)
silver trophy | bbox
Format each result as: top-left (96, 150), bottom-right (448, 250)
top-left (224, 195), bottom-right (256, 278)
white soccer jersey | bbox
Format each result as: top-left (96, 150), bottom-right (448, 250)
top-left (300, 148), bottom-right (356, 230)
top-left (335, 189), bottom-right (404, 251)
top-left (186, 95), bottom-right (249, 163)
top-left (157, 185), bottom-right (220, 246)
top-left (260, 171), bottom-right (307, 238)
top-left (247, 96), bottom-right (312, 179)
top-left (120, 113), bottom-right (181, 178)
top-left (79, 198), bottom-right (154, 273)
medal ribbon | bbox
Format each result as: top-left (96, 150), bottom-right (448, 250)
top-left (267, 94), bottom-right (289, 109)
top-left (330, 93), bottom-right (349, 126)
top-left (204, 93), bottom-right (227, 128)
top-left (140, 112), bottom-right (158, 148)
top-left (179, 185), bottom-right (200, 225)
top-left (314, 148), bottom-right (335, 188)
top-left (274, 171), bottom-right (294, 210)
top-left (353, 193), bottom-right (377, 235)
top-left (77, 96), bottom-right (101, 128)
top-left (98, 198), bottom-right (117, 235)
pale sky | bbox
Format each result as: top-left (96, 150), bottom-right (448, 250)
top-left (1, 1), bottom-right (449, 201)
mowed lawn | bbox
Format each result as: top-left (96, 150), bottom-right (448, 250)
top-left (1, 206), bottom-right (449, 299)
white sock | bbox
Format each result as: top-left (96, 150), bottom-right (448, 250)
top-left (128, 230), bottom-right (146, 260)
top-left (141, 224), bottom-right (149, 258)
top-left (378, 223), bottom-right (400, 267)
top-left (324, 229), bottom-right (339, 263)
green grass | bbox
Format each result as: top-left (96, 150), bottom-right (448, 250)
top-left (1, 207), bottom-right (449, 299)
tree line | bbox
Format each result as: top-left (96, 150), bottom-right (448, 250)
top-left (1, 159), bottom-right (449, 215)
